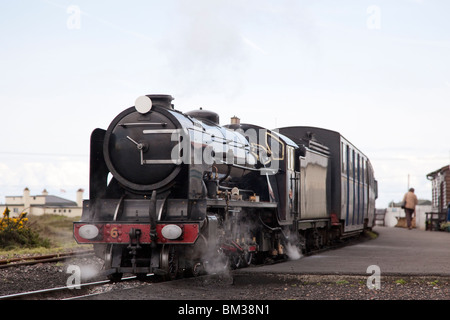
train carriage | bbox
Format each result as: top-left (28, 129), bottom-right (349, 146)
top-left (277, 127), bottom-right (378, 235)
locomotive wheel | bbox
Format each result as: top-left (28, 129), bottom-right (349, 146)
top-left (160, 244), bottom-right (179, 280)
top-left (231, 251), bottom-right (254, 269)
top-left (244, 251), bottom-right (254, 266)
top-left (185, 261), bottom-right (204, 277)
top-left (230, 254), bottom-right (241, 270)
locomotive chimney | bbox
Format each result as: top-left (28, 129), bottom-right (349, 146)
top-left (146, 94), bottom-right (174, 109)
top-left (230, 116), bottom-right (240, 125)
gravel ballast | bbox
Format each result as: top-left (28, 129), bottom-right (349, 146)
top-left (2, 256), bottom-right (450, 300)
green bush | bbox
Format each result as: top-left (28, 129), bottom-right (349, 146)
top-left (0, 208), bottom-right (51, 250)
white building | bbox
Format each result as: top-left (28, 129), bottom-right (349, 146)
top-left (380, 205), bottom-right (432, 230)
top-left (0, 188), bottom-right (84, 218)
top-left (375, 199), bottom-right (432, 230)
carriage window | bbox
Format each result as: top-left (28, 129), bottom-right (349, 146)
top-left (343, 143), bottom-right (350, 174)
top-left (346, 146), bottom-right (351, 176)
top-left (357, 153), bottom-right (360, 179)
top-left (361, 158), bottom-right (365, 184)
top-left (364, 160), bottom-right (368, 184)
top-left (266, 132), bottom-right (284, 161)
top-left (342, 143), bottom-right (346, 173)
top-left (350, 149), bottom-right (355, 177)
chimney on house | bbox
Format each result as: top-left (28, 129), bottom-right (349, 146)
top-left (23, 187), bottom-right (30, 210)
top-left (76, 188), bottom-right (84, 207)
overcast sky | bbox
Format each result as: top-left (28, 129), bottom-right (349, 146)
top-left (1, 0), bottom-right (449, 208)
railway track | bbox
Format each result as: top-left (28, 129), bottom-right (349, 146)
top-left (0, 274), bottom-right (153, 300)
top-left (0, 232), bottom-right (371, 300)
top-left (0, 249), bottom-right (95, 269)
top-left (0, 247), bottom-right (204, 300)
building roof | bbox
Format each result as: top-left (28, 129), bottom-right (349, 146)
top-left (4, 193), bottom-right (78, 208)
top-left (427, 164), bottom-right (450, 180)
top-left (42, 195), bottom-right (78, 207)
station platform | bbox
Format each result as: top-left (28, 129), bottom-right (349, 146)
top-left (238, 226), bottom-right (450, 277)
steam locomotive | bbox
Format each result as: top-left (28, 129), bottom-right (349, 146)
top-left (74, 94), bottom-right (377, 281)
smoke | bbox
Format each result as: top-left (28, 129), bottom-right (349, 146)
top-left (162, 1), bottom-right (247, 95)
top-left (285, 243), bottom-right (302, 261)
top-left (157, 0), bottom-right (319, 98)
top-left (66, 262), bottom-right (102, 284)
top-left (203, 251), bottom-right (231, 276)
top-left (78, 263), bottom-right (102, 280)
top-left (283, 228), bottom-right (303, 261)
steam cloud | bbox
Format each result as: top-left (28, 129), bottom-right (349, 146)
top-left (285, 243), bottom-right (302, 260)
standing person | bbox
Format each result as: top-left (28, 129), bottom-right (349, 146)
top-left (402, 188), bottom-right (418, 230)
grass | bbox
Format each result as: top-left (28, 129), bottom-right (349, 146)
top-left (0, 214), bottom-right (81, 257)
top-left (429, 280), bottom-right (439, 286)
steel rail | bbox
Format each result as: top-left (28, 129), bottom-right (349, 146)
top-left (0, 250), bottom-right (95, 269)
top-left (0, 275), bottom-right (147, 300)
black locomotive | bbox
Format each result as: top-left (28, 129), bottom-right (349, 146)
top-left (74, 94), bottom-right (378, 281)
